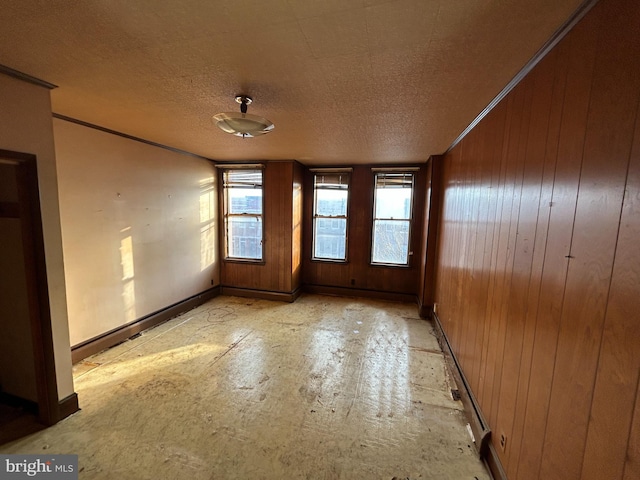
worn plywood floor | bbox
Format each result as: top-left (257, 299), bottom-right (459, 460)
top-left (1, 294), bottom-right (491, 479)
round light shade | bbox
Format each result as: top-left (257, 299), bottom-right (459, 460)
top-left (212, 112), bottom-right (274, 138)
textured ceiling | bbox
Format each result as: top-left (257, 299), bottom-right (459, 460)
top-left (0, 0), bottom-right (584, 165)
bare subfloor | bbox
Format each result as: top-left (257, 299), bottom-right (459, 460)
top-left (1, 294), bottom-right (491, 479)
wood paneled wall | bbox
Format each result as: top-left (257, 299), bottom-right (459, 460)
top-left (418, 156), bottom-right (443, 315)
top-left (220, 161), bottom-right (303, 295)
top-left (432, 0), bottom-right (640, 478)
top-left (302, 165), bottom-right (426, 296)
top-left (292, 161), bottom-right (304, 292)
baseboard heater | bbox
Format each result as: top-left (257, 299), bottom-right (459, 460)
top-left (303, 284), bottom-right (417, 304)
top-left (431, 312), bottom-right (507, 480)
top-left (71, 286), bottom-right (220, 364)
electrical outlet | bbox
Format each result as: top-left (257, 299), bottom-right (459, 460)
top-left (433, 303), bottom-right (438, 315)
top-left (499, 432), bottom-right (507, 452)
top-left (350, 278), bottom-right (355, 285)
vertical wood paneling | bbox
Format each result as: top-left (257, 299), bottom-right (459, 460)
top-left (509, 44), bottom-right (567, 479)
top-left (460, 126), bottom-right (484, 392)
top-left (291, 162), bottom-right (304, 292)
top-left (580, 46), bottom-right (640, 479)
top-left (624, 382), bottom-right (640, 480)
top-left (515, 13), bottom-right (597, 477)
top-left (499, 53), bottom-right (555, 476)
top-left (476, 102), bottom-right (507, 405)
top-left (540, 0), bottom-right (640, 476)
top-left (489, 80), bottom-right (531, 431)
top-left (490, 74), bottom-right (534, 454)
top-left (418, 158), bottom-right (433, 312)
top-left (419, 155), bottom-right (444, 315)
top-left (302, 164), bottom-right (426, 295)
top-left (451, 132), bottom-right (471, 367)
top-left (432, 0), bottom-right (640, 478)
top-left (221, 161), bottom-right (297, 294)
top-left (477, 99), bottom-right (510, 411)
top-left (440, 145), bottom-right (464, 352)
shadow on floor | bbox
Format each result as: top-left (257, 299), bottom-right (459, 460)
top-left (0, 400), bottom-right (45, 445)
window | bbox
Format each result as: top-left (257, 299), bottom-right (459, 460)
top-left (312, 170), bottom-right (350, 261)
top-left (223, 168), bottom-right (263, 261)
top-left (371, 171), bottom-right (415, 265)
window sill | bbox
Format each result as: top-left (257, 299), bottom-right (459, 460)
top-left (224, 258), bottom-right (266, 266)
top-left (370, 262), bottom-right (412, 269)
top-left (310, 258), bottom-right (348, 264)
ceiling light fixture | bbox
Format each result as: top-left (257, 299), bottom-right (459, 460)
top-left (212, 95), bottom-right (274, 138)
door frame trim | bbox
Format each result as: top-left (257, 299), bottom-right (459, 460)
top-left (1, 149), bottom-right (60, 425)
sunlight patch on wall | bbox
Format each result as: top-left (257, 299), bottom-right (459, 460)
top-left (199, 177), bottom-right (216, 271)
top-left (292, 179), bottom-right (303, 276)
top-left (199, 177), bottom-right (215, 223)
top-left (120, 228), bottom-right (136, 323)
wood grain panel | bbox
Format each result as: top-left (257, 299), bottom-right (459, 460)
top-left (580, 17), bottom-right (640, 475)
top-left (302, 164), bottom-right (426, 296)
top-left (431, 0), bottom-right (640, 478)
top-left (475, 102), bottom-right (507, 405)
top-left (498, 53), bottom-right (555, 476)
top-left (515, 13), bottom-right (597, 478)
top-left (508, 44), bottom-right (567, 479)
top-left (462, 126), bottom-right (483, 394)
top-left (624, 382), bottom-right (640, 480)
top-left (540, 0), bottom-right (640, 475)
top-left (291, 162), bottom-right (304, 292)
top-left (490, 73), bottom-right (534, 464)
top-left (417, 157), bottom-right (433, 314)
top-left (476, 99), bottom-right (509, 410)
top-left (488, 80), bottom-right (531, 432)
top-left (455, 135), bottom-right (471, 358)
top-left (221, 162), bottom-right (297, 294)
top-left (440, 145), bottom-right (464, 353)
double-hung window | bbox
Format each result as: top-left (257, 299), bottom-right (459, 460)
top-left (371, 170), bottom-right (415, 266)
top-left (223, 168), bottom-right (263, 261)
top-left (312, 170), bottom-right (350, 261)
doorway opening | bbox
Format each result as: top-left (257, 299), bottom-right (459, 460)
top-left (0, 150), bottom-right (59, 444)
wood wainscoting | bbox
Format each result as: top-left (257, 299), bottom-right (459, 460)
top-left (431, 0), bottom-right (640, 478)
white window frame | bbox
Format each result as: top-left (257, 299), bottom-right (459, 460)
top-left (222, 166), bottom-right (264, 262)
top-left (371, 169), bottom-right (416, 266)
top-left (311, 169), bottom-right (351, 262)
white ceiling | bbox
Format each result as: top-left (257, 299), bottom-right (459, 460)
top-left (0, 0), bottom-right (584, 165)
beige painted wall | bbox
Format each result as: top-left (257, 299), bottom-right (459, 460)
top-left (54, 119), bottom-right (219, 346)
top-left (0, 74), bottom-right (74, 400)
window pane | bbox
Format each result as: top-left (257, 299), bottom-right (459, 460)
top-left (372, 220), bottom-right (409, 264)
top-left (374, 172), bottom-right (412, 188)
top-left (316, 188), bottom-right (347, 216)
top-left (314, 218), bottom-right (347, 260)
top-left (314, 173), bottom-right (349, 188)
top-left (228, 217), bottom-right (262, 259)
top-left (225, 169), bottom-right (262, 187)
top-left (374, 187), bottom-right (412, 219)
top-left (228, 188), bottom-right (262, 215)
